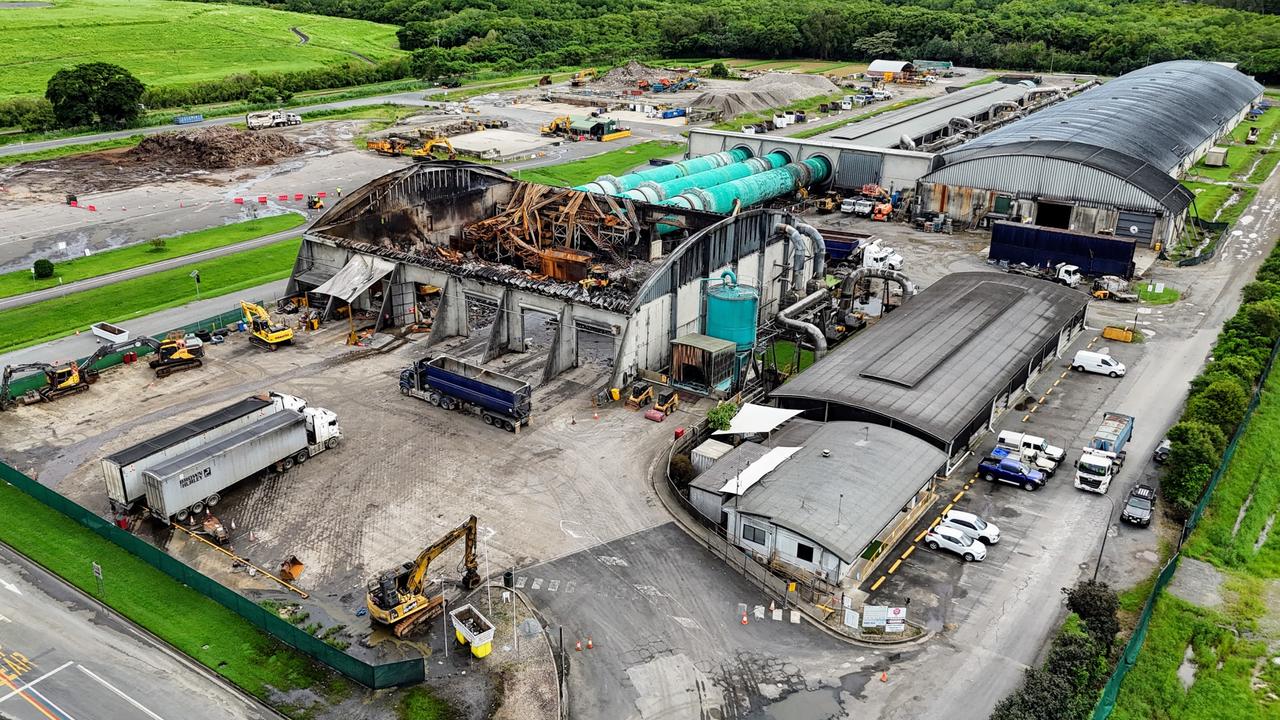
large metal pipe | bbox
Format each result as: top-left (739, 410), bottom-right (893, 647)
top-left (623, 152), bottom-right (788, 204)
top-left (778, 289), bottom-right (830, 359)
top-left (795, 223), bottom-right (826, 281)
top-left (574, 148), bottom-right (751, 195)
top-left (837, 266), bottom-right (917, 300)
top-left (663, 156), bottom-right (832, 214)
top-left (776, 223), bottom-right (809, 295)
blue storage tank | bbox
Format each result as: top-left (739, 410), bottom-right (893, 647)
top-left (705, 270), bottom-right (759, 352)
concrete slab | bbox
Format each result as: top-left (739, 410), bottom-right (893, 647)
top-left (450, 129), bottom-right (555, 160)
top-left (1167, 556), bottom-right (1227, 610)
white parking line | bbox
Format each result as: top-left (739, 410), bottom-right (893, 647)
top-left (26, 683), bottom-right (77, 720)
top-left (0, 661), bottom-right (74, 703)
top-left (77, 665), bottom-right (166, 720)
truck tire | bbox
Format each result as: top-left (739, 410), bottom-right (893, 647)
top-left (504, 420), bottom-right (516, 432)
top-left (191, 500), bottom-right (205, 515)
top-left (282, 456), bottom-right (295, 472)
top-left (428, 392), bottom-right (441, 406)
top-left (1073, 365), bottom-right (1084, 372)
top-left (176, 507), bottom-right (189, 522)
top-left (294, 449), bottom-right (309, 464)
top-left (482, 413), bottom-right (494, 425)
top-left (325, 437), bottom-right (339, 450)
top-left (206, 493), bottom-right (221, 507)
top-left (401, 386), bottom-right (410, 396)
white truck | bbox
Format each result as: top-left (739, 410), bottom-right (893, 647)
top-left (992, 443), bottom-right (1058, 476)
top-left (141, 398), bottom-right (340, 522)
top-left (246, 110), bottom-right (302, 130)
top-left (996, 430), bottom-right (1065, 463)
top-left (861, 239), bottom-right (903, 271)
top-left (1074, 412), bottom-right (1134, 494)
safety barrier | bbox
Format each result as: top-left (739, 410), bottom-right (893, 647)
top-left (4, 301), bottom-right (268, 401)
top-left (0, 459), bottom-right (424, 688)
top-left (1092, 337), bottom-right (1280, 717)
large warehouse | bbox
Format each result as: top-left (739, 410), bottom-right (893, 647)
top-left (771, 272), bottom-right (1089, 471)
top-left (917, 61), bottom-right (1263, 247)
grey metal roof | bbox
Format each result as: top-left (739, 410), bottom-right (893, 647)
top-left (106, 397), bottom-right (272, 467)
top-left (700, 420), bottom-right (946, 563)
top-left (824, 83), bottom-right (1030, 148)
top-left (672, 333), bottom-right (737, 354)
top-left (930, 61), bottom-right (1261, 212)
top-left (146, 410), bottom-right (302, 480)
top-left (771, 272), bottom-right (1088, 447)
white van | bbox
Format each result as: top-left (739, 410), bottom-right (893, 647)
top-left (1073, 350), bottom-right (1126, 378)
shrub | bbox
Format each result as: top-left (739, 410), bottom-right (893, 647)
top-left (706, 401), bottom-right (737, 431)
top-left (1062, 580), bottom-right (1120, 650)
top-left (32, 259), bottom-right (54, 279)
top-left (709, 62), bottom-right (730, 78)
top-left (669, 453), bottom-right (695, 488)
top-left (1185, 379), bottom-right (1250, 438)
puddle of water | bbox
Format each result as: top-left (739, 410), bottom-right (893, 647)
top-left (760, 687), bottom-right (843, 720)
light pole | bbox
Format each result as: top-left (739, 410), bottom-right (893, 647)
top-left (1092, 493), bottom-right (1117, 583)
top-left (189, 269), bottom-right (201, 301)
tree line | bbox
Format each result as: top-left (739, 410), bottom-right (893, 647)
top-left (206, 0), bottom-right (1280, 82)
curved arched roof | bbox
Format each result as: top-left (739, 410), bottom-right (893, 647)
top-left (948, 61), bottom-right (1261, 175)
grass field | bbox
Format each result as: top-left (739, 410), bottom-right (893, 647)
top-left (513, 141), bottom-right (683, 187)
top-left (762, 340), bottom-right (815, 375)
top-left (1248, 150), bottom-right (1280, 184)
top-left (0, 0), bottom-right (405, 99)
top-left (1137, 284), bottom-right (1181, 305)
top-left (1111, 367), bottom-right (1280, 719)
top-left (0, 135), bottom-right (144, 167)
top-left (0, 214), bottom-right (304, 298)
top-left (0, 237), bottom-right (301, 352)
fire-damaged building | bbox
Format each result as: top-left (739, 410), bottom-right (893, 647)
top-left (287, 161), bottom-right (826, 388)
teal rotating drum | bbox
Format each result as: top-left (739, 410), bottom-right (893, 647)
top-left (705, 270), bottom-right (759, 352)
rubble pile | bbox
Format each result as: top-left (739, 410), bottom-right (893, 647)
top-left (125, 127), bottom-right (302, 169)
top-left (598, 60), bottom-right (666, 87)
top-left (690, 72), bottom-right (839, 116)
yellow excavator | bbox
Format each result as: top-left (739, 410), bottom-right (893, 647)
top-left (366, 134), bottom-right (457, 160)
top-left (570, 68), bottom-right (597, 87)
top-left (366, 515), bottom-right (482, 638)
top-left (241, 301), bottom-right (294, 351)
top-left (540, 115), bottom-right (572, 137)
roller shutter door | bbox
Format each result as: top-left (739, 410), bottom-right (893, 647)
top-left (1116, 210), bottom-right (1157, 242)
top-left (835, 152), bottom-right (882, 189)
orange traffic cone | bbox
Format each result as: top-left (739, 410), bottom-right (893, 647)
top-left (587, 636), bottom-right (593, 650)
top-left (575, 640), bottom-right (582, 652)
top-left (593, 409), bottom-right (599, 420)
top-left (880, 671), bottom-right (888, 683)
top-left (741, 611), bottom-right (749, 626)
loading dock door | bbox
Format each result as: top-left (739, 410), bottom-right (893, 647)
top-left (1034, 201), bottom-right (1072, 229)
top-left (1116, 210), bottom-right (1157, 243)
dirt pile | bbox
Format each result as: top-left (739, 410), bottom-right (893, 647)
top-left (598, 60), bottom-right (666, 87)
top-left (124, 127), bottom-right (302, 169)
top-left (691, 72), bottom-right (839, 117)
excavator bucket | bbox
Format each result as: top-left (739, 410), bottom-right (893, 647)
top-left (279, 555), bottom-right (304, 582)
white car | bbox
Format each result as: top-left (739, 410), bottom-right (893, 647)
top-left (940, 510), bottom-right (1001, 545)
top-left (1072, 350), bottom-right (1126, 378)
top-left (925, 525), bottom-right (987, 562)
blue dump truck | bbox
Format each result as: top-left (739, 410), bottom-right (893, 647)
top-left (400, 356), bottom-right (532, 432)
top-left (1074, 411), bottom-right (1135, 494)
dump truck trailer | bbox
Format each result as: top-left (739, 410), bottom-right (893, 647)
top-left (400, 356), bottom-right (532, 432)
top-left (141, 403), bottom-right (341, 522)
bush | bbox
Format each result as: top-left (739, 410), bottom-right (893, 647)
top-left (706, 401), bottom-right (737, 432)
top-left (709, 62), bottom-right (730, 78)
top-left (1062, 580), bottom-right (1120, 650)
top-left (32, 259), bottom-right (54, 279)
top-left (1185, 379), bottom-right (1250, 438)
top-left (991, 609), bottom-right (1110, 720)
top-left (246, 86), bottom-right (293, 105)
top-left (669, 453), bottom-right (695, 488)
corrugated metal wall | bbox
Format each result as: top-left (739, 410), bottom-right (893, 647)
top-left (1116, 210), bottom-right (1158, 242)
top-left (836, 151), bottom-right (883, 189)
top-left (926, 156), bottom-right (1168, 213)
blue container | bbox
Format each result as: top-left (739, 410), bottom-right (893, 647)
top-left (705, 270), bottom-right (759, 352)
top-left (173, 114), bottom-right (204, 125)
top-left (660, 108), bottom-right (687, 119)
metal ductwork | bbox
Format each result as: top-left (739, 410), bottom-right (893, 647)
top-left (574, 148), bottom-right (751, 195)
top-left (775, 223), bottom-right (808, 295)
top-left (663, 156), bottom-right (832, 214)
top-left (795, 223), bottom-right (826, 282)
top-left (837, 266), bottom-right (917, 300)
top-left (778, 289), bottom-right (830, 359)
top-left (899, 134), bottom-right (917, 150)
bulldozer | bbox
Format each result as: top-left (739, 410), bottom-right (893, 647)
top-left (366, 134), bottom-right (457, 160)
top-left (241, 300), bottom-right (294, 351)
top-left (625, 381), bottom-right (654, 409)
top-left (540, 115), bottom-right (572, 137)
top-left (366, 515), bottom-right (482, 638)
top-left (578, 264), bottom-right (610, 290)
top-left (814, 191), bottom-right (842, 213)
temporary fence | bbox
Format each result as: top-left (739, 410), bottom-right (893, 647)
top-left (4, 301), bottom-right (267, 401)
top-left (1092, 337), bottom-right (1280, 717)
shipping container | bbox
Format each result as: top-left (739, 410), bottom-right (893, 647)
top-left (142, 410), bottom-right (307, 521)
top-left (691, 439), bottom-right (734, 475)
top-left (989, 221), bottom-right (1137, 279)
top-left (102, 396), bottom-right (275, 509)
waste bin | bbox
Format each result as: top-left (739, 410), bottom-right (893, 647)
top-left (122, 351), bottom-right (137, 364)
top-left (503, 570), bottom-right (514, 589)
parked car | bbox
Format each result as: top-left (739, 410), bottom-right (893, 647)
top-left (925, 525), bottom-right (987, 562)
top-left (978, 455), bottom-right (1047, 491)
top-left (852, 198), bottom-right (875, 217)
top-left (941, 509), bottom-right (1001, 545)
top-left (1152, 437), bottom-right (1171, 463)
top-left (1121, 484), bottom-right (1156, 527)
top-left (1072, 350), bottom-right (1126, 377)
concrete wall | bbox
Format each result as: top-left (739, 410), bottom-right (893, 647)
top-left (724, 508), bottom-right (847, 584)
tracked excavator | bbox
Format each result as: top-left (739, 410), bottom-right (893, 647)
top-left (241, 301), bottom-right (294, 350)
top-left (0, 336), bottom-right (203, 410)
top-left (366, 515), bottom-right (482, 638)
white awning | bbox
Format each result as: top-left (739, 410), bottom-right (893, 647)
top-left (312, 255), bottom-right (395, 302)
top-left (712, 403), bottom-right (803, 436)
top-left (720, 446), bottom-right (801, 495)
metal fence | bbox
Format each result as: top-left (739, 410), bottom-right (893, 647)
top-left (5, 301), bottom-right (265, 401)
top-left (0, 458), bottom-right (423, 688)
top-left (1091, 337), bottom-right (1280, 717)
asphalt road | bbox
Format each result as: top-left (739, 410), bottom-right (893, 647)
top-left (0, 543), bottom-right (274, 720)
top-left (0, 223), bottom-right (308, 312)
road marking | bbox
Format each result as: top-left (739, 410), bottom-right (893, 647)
top-left (1053, 378), bottom-right (1062, 387)
top-left (914, 529), bottom-right (928, 543)
top-left (78, 665), bottom-right (165, 720)
top-left (888, 559), bottom-right (903, 574)
top-left (1044, 386), bottom-right (1053, 396)
top-left (952, 491), bottom-right (964, 502)
top-left (1021, 414), bottom-right (1030, 422)
top-left (564, 581), bottom-right (576, 594)
top-left (1060, 371), bottom-right (1068, 378)
top-left (929, 517), bottom-right (941, 529)
top-left (870, 576), bottom-right (886, 591)
top-left (942, 502), bottom-right (954, 514)
top-left (515, 576), bottom-right (527, 589)
top-left (0, 578), bottom-right (21, 595)
top-left (0, 614), bottom-right (9, 623)
top-left (901, 546), bottom-right (915, 560)
top-left (0, 661), bottom-right (73, 703)
top-left (531, 578), bottom-right (543, 590)
top-left (1028, 405), bottom-right (1038, 413)
top-left (548, 580), bottom-right (560, 592)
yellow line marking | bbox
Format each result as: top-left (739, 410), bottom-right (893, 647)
top-left (953, 491), bottom-right (964, 502)
top-left (871, 576), bottom-right (886, 591)
top-left (1045, 387), bottom-right (1054, 396)
top-left (1060, 371), bottom-right (1068, 378)
top-left (1093, 335), bottom-right (1100, 341)
top-left (1021, 414), bottom-right (1030, 422)
top-left (1028, 405), bottom-right (1038, 413)
top-left (901, 545), bottom-right (915, 560)
top-left (929, 517), bottom-right (941, 528)
top-left (888, 559), bottom-right (903, 574)
top-left (942, 502), bottom-right (954, 514)
top-left (914, 529), bottom-right (928, 543)
top-left (1053, 378), bottom-right (1062, 387)
top-left (1038, 396), bottom-right (1047, 404)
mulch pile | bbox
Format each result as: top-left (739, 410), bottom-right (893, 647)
top-left (124, 127), bottom-right (302, 169)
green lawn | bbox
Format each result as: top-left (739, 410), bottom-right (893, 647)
top-left (1189, 146), bottom-right (1260, 183)
top-left (513, 141), bottom-right (684, 187)
top-left (1137, 284), bottom-right (1181, 305)
top-left (0, 0), bottom-right (405, 99)
top-left (0, 215), bottom-right (305, 299)
top-left (0, 237), bottom-right (301, 352)
top-left (762, 340), bottom-right (815, 375)
top-left (963, 74), bottom-right (1000, 87)
top-left (1248, 150), bottom-right (1280, 184)
top-left (0, 135), bottom-right (144, 167)
top-left (0, 477), bottom-right (343, 707)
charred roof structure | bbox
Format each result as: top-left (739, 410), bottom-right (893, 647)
top-left (771, 272), bottom-right (1088, 470)
top-left (290, 162), bottom-right (825, 387)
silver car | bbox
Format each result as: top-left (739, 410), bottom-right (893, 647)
top-left (925, 525), bottom-right (988, 562)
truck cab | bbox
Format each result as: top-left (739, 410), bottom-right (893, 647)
top-left (991, 443), bottom-right (1057, 476)
top-left (861, 240), bottom-right (903, 270)
top-left (978, 455), bottom-right (1046, 491)
top-left (996, 430), bottom-right (1065, 463)
top-left (1053, 263), bottom-right (1082, 288)
top-left (1074, 449), bottom-right (1115, 493)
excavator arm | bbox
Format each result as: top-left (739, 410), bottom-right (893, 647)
top-left (79, 336), bottom-right (161, 374)
top-left (0, 363), bottom-right (56, 410)
top-left (406, 514), bottom-right (481, 595)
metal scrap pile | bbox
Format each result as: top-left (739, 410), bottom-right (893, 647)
top-left (125, 127), bottom-right (302, 169)
top-left (597, 60), bottom-right (667, 89)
